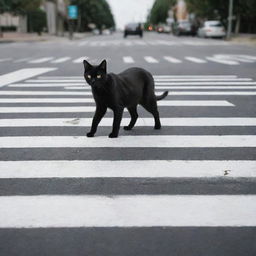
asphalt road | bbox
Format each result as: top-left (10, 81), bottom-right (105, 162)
top-left (0, 32), bottom-right (256, 256)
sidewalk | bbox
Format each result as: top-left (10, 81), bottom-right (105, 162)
top-left (0, 32), bottom-right (92, 43)
top-left (230, 33), bottom-right (256, 47)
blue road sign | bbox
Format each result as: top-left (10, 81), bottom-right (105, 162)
top-left (68, 5), bottom-right (78, 19)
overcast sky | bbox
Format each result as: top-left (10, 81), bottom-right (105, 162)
top-left (107, 0), bottom-right (155, 29)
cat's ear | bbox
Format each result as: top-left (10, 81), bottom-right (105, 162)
top-left (99, 59), bottom-right (107, 73)
top-left (83, 60), bottom-right (92, 71)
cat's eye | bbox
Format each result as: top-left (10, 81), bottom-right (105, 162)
top-left (97, 75), bottom-right (101, 79)
top-left (87, 75), bottom-right (91, 79)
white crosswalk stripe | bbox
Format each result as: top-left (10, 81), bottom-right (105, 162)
top-left (0, 72), bottom-right (255, 235)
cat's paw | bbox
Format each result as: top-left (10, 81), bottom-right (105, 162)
top-left (154, 124), bottom-right (161, 130)
top-left (108, 132), bottom-right (118, 138)
top-left (86, 132), bottom-right (95, 137)
top-left (124, 126), bottom-right (132, 130)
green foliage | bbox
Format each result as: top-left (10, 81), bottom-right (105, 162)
top-left (186, 0), bottom-right (256, 33)
top-left (28, 8), bottom-right (46, 35)
top-left (71, 0), bottom-right (115, 31)
top-left (1, 0), bottom-right (42, 15)
top-left (148, 0), bottom-right (176, 25)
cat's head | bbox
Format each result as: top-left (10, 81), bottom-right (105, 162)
top-left (83, 59), bottom-right (107, 88)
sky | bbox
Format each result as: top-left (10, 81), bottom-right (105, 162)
top-left (107, 0), bottom-right (155, 29)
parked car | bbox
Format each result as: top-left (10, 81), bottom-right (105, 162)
top-left (197, 20), bottom-right (226, 38)
top-left (172, 21), bottom-right (194, 36)
top-left (157, 24), bottom-right (171, 33)
top-left (124, 23), bottom-right (143, 38)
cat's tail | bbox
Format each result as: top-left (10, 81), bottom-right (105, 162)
top-left (156, 91), bottom-right (168, 101)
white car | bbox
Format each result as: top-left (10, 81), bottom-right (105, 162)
top-left (198, 20), bottom-right (226, 38)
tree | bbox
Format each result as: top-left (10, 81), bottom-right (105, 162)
top-left (71, 0), bottom-right (115, 32)
top-left (186, 0), bottom-right (256, 33)
top-left (148, 0), bottom-right (176, 25)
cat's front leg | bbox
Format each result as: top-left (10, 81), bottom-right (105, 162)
top-left (109, 107), bottom-right (124, 138)
top-left (87, 106), bottom-right (107, 137)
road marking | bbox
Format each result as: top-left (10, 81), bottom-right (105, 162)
top-left (167, 91), bottom-right (256, 95)
top-left (154, 78), bottom-right (252, 82)
top-left (0, 91), bottom-right (90, 95)
top-left (1, 135), bottom-right (256, 148)
top-left (9, 83), bottom-right (86, 87)
top-left (25, 79), bottom-right (85, 83)
top-left (0, 58), bottom-right (12, 62)
top-left (185, 57), bottom-right (207, 63)
top-left (0, 195), bottom-right (255, 227)
top-left (4, 117), bottom-right (256, 128)
top-left (123, 56), bottom-right (135, 63)
top-left (14, 58), bottom-right (32, 63)
top-left (156, 86), bottom-right (256, 89)
top-left (0, 98), bottom-right (94, 103)
top-left (78, 41), bottom-right (89, 46)
top-left (72, 57), bottom-right (89, 63)
top-left (144, 56), bottom-right (159, 63)
top-left (155, 82), bottom-right (256, 85)
top-left (206, 57), bottom-right (239, 65)
top-left (163, 56), bottom-right (182, 63)
top-left (51, 57), bottom-right (71, 63)
top-left (153, 75), bottom-right (238, 78)
top-left (1, 160), bottom-right (255, 178)
top-left (29, 57), bottom-right (54, 63)
top-left (0, 68), bottom-right (57, 87)
top-left (0, 106), bottom-right (96, 113)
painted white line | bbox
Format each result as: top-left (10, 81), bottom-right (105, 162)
top-left (0, 98), bottom-right (94, 103)
top-left (14, 58), bottom-right (32, 63)
top-left (185, 57), bottom-right (207, 63)
top-left (156, 86), bottom-right (256, 89)
top-left (1, 160), bottom-right (256, 178)
top-left (38, 76), bottom-right (83, 79)
top-left (3, 117), bottom-right (256, 128)
top-left (237, 55), bottom-right (256, 61)
top-left (1, 135), bottom-right (256, 148)
top-left (51, 57), bottom-right (71, 63)
top-left (72, 57), bottom-right (89, 63)
top-left (0, 91), bottom-right (91, 95)
top-left (157, 100), bottom-right (234, 106)
top-left (65, 86), bottom-right (89, 90)
top-left (0, 68), bottom-right (57, 87)
top-left (78, 41), bottom-right (89, 46)
top-left (144, 56), bottom-right (159, 63)
top-left (25, 80), bottom-right (85, 83)
top-left (0, 195), bottom-right (255, 227)
top-left (155, 82), bottom-right (256, 85)
top-left (206, 57), bottom-right (239, 65)
top-left (0, 58), bottom-right (12, 62)
top-left (167, 91), bottom-right (256, 95)
top-left (153, 75), bottom-right (238, 78)
top-left (0, 106), bottom-right (96, 113)
top-left (8, 83), bottom-right (86, 87)
top-left (154, 78), bottom-right (252, 82)
top-left (123, 56), bottom-right (135, 63)
top-left (163, 56), bottom-right (182, 63)
top-left (29, 57), bottom-right (54, 64)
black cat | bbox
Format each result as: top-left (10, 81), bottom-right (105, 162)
top-left (83, 59), bottom-right (168, 138)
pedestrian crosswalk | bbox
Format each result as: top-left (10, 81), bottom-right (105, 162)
top-left (1, 54), bottom-right (256, 65)
top-left (0, 71), bottom-right (256, 250)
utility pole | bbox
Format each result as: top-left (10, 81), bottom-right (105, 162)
top-left (227, 0), bottom-right (233, 39)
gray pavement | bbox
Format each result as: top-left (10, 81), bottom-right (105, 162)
top-left (0, 32), bottom-right (256, 256)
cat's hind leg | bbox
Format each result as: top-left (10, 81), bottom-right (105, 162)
top-left (124, 106), bottom-right (138, 130)
top-left (141, 99), bottom-right (161, 129)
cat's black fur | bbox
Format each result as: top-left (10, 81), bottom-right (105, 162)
top-left (83, 59), bottom-right (168, 138)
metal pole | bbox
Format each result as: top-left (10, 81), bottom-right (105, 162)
top-left (227, 0), bottom-right (233, 39)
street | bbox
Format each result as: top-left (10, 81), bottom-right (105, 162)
top-left (0, 32), bottom-right (256, 255)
